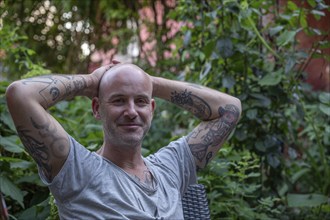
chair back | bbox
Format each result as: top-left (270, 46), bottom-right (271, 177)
top-left (182, 184), bottom-right (211, 220)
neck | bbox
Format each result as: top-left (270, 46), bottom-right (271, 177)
top-left (96, 142), bottom-right (144, 170)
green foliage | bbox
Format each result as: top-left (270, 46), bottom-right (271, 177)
top-left (171, 0), bottom-right (330, 218)
top-left (0, 81), bottom-right (51, 219)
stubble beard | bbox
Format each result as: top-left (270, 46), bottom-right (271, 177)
top-left (105, 124), bottom-right (150, 149)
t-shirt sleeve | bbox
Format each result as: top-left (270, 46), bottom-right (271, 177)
top-left (38, 135), bottom-right (102, 203)
top-left (147, 136), bottom-right (197, 195)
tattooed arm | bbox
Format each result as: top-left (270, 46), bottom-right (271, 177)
top-left (5, 65), bottom-right (112, 181)
top-left (152, 77), bottom-right (241, 170)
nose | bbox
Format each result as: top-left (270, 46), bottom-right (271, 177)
top-left (124, 101), bottom-right (138, 119)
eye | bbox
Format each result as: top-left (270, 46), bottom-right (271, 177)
top-left (111, 98), bottom-right (125, 105)
top-left (136, 98), bottom-right (149, 106)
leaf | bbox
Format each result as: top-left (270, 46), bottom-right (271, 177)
top-left (276, 30), bottom-right (296, 47)
top-left (319, 104), bottom-right (330, 116)
top-left (287, 194), bottom-right (328, 207)
top-left (222, 75), bottom-right (236, 89)
top-left (0, 175), bottom-right (24, 208)
top-left (258, 70), bottom-right (282, 86)
top-left (0, 135), bottom-right (24, 153)
top-left (267, 153), bottom-right (280, 168)
top-left (307, 0), bottom-right (316, 7)
top-left (287, 1), bottom-right (298, 10)
top-left (200, 62), bottom-right (212, 80)
top-left (311, 10), bottom-right (325, 17)
top-left (10, 160), bottom-right (33, 169)
top-left (0, 112), bottom-right (16, 132)
top-left (291, 168), bottom-right (310, 183)
top-left (250, 93), bottom-right (271, 107)
top-left (285, 57), bottom-right (296, 73)
top-left (269, 26), bottom-right (284, 36)
top-left (203, 40), bottom-right (216, 59)
top-left (299, 10), bottom-right (307, 29)
top-left (246, 109), bottom-right (257, 119)
top-left (183, 30), bottom-right (191, 47)
top-left (216, 38), bottom-right (234, 58)
top-left (319, 93), bottom-right (330, 105)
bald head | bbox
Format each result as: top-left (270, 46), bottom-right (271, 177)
top-left (98, 64), bottom-right (153, 99)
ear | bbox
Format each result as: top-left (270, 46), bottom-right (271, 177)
top-left (92, 97), bottom-right (101, 120)
top-left (151, 98), bottom-right (156, 116)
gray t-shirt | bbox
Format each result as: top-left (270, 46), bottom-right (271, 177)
top-left (39, 136), bottom-right (197, 219)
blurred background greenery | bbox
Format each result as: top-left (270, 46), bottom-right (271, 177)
top-left (0, 0), bottom-right (329, 219)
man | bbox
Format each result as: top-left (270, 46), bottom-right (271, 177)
top-left (6, 62), bottom-right (241, 219)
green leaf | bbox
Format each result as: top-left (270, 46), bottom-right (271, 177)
top-left (258, 70), bottom-right (282, 86)
top-left (285, 57), bottom-right (296, 73)
top-left (0, 175), bottom-right (24, 208)
top-left (287, 1), bottom-right (298, 10)
top-left (319, 93), bottom-right (330, 105)
top-left (291, 168), bottom-right (310, 183)
top-left (10, 160), bottom-right (33, 169)
top-left (311, 10), bottom-right (325, 17)
top-left (287, 194), bottom-right (328, 207)
top-left (246, 109), bottom-right (257, 119)
top-left (269, 26), bottom-right (284, 36)
top-left (276, 30), bottom-right (296, 47)
top-left (0, 135), bottom-right (24, 153)
top-left (299, 10), bottom-right (307, 29)
top-left (222, 76), bottom-right (236, 89)
top-left (0, 112), bottom-right (16, 132)
top-left (183, 30), bottom-right (191, 47)
top-left (216, 38), bottom-right (234, 58)
top-left (319, 104), bottom-right (330, 116)
top-left (203, 40), bottom-right (216, 59)
top-left (250, 93), bottom-right (271, 107)
top-left (307, 0), bottom-right (316, 8)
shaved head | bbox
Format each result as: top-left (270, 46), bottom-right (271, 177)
top-left (98, 64), bottom-right (153, 99)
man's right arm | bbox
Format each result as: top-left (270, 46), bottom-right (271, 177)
top-left (5, 66), bottom-right (110, 181)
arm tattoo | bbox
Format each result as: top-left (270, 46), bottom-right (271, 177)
top-left (22, 75), bottom-right (87, 107)
top-left (16, 125), bottom-right (52, 181)
top-left (170, 89), bottom-right (211, 120)
top-left (187, 104), bottom-right (240, 168)
top-left (30, 117), bottom-right (69, 158)
top-left (16, 116), bottom-right (69, 181)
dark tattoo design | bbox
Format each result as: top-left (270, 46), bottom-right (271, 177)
top-left (16, 125), bottom-right (52, 181)
top-left (188, 104), bottom-right (240, 167)
top-left (134, 170), bottom-right (154, 189)
top-left (22, 75), bottom-right (87, 107)
top-left (16, 116), bottom-right (68, 181)
top-left (170, 89), bottom-right (212, 120)
top-left (30, 117), bottom-right (68, 158)
top-left (205, 152), bottom-right (213, 165)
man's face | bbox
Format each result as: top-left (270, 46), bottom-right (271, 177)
top-left (94, 65), bottom-right (155, 148)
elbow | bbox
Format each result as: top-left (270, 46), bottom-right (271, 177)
top-left (233, 97), bottom-right (242, 119)
top-left (6, 81), bottom-right (25, 110)
top-left (224, 97), bottom-right (242, 125)
top-left (6, 81), bottom-right (18, 102)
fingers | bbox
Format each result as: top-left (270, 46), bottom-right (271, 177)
top-left (111, 60), bottom-right (121, 64)
top-left (104, 60), bottom-right (121, 71)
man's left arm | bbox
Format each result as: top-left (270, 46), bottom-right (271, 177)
top-left (152, 76), bottom-right (242, 170)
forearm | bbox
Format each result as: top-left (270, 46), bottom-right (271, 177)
top-left (152, 76), bottom-right (241, 121)
top-left (7, 74), bottom-right (96, 109)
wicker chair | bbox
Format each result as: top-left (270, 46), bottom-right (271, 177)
top-left (182, 184), bottom-right (211, 220)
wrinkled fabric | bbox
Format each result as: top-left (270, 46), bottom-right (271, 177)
top-left (39, 135), bottom-right (196, 220)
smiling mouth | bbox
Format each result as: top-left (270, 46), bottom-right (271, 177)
top-left (118, 124), bottom-right (141, 128)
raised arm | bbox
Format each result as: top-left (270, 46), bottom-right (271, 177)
top-left (5, 65), bottom-right (112, 181)
top-left (152, 77), bottom-right (241, 170)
